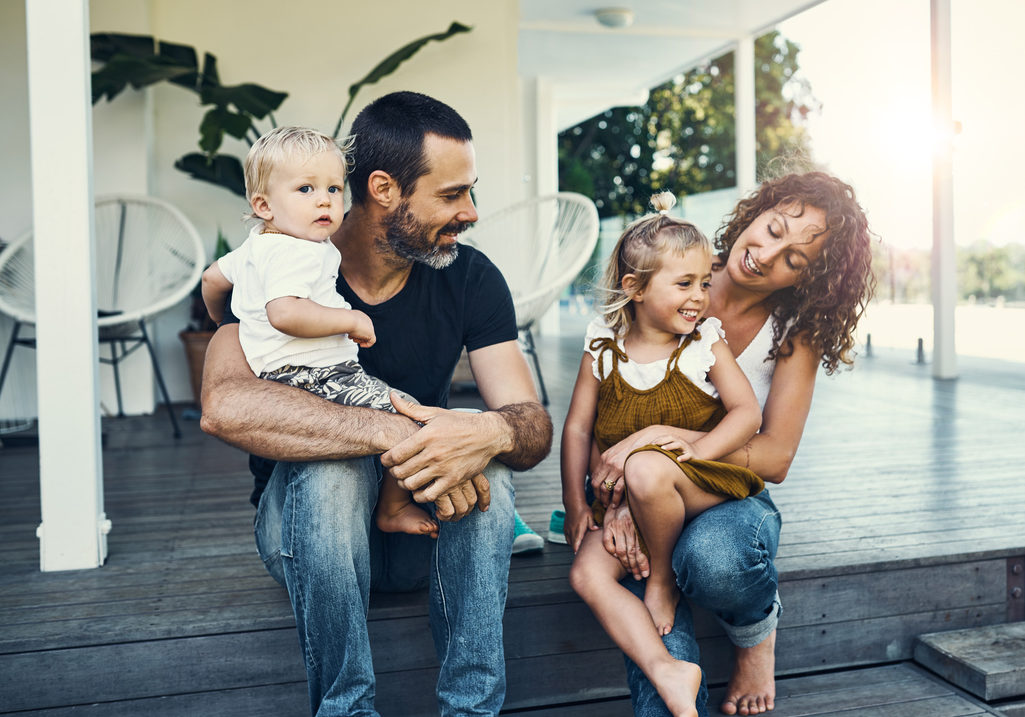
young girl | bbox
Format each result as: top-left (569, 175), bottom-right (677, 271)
top-left (562, 192), bottom-right (764, 717)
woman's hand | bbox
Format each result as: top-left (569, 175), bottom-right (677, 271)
top-left (564, 504), bottom-right (598, 553)
top-left (590, 441), bottom-right (626, 508)
top-left (602, 503), bottom-right (650, 580)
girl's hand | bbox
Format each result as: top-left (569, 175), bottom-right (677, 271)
top-left (564, 505), bottom-right (598, 553)
top-left (651, 436), bottom-right (698, 462)
top-left (602, 503), bottom-right (649, 580)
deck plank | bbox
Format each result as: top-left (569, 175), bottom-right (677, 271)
top-left (1, 336), bottom-right (1023, 714)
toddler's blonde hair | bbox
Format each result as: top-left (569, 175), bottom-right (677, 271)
top-left (244, 126), bottom-right (354, 205)
top-left (599, 191), bottom-right (713, 335)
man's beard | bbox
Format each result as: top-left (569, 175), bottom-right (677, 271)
top-left (381, 200), bottom-right (472, 270)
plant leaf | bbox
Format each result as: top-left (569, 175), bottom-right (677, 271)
top-left (198, 107), bottom-right (252, 154)
top-left (158, 40), bottom-right (201, 92)
top-left (199, 83), bottom-right (288, 119)
top-left (91, 55), bottom-right (195, 104)
top-left (174, 152), bottom-right (246, 198)
top-left (200, 52), bottom-right (220, 90)
top-left (332, 21), bottom-right (472, 136)
top-left (90, 33), bottom-right (156, 62)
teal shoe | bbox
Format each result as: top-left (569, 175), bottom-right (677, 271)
top-left (512, 511), bottom-right (544, 554)
top-left (547, 509), bottom-right (567, 544)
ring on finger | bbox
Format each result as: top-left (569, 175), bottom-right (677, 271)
top-left (603, 479), bottom-right (617, 491)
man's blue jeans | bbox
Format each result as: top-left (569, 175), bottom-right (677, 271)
top-left (625, 489), bottom-right (782, 717)
top-left (255, 456), bottom-right (515, 716)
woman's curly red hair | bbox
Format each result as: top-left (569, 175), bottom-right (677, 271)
top-left (715, 172), bottom-right (876, 374)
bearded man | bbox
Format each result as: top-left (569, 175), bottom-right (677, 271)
top-left (201, 91), bottom-right (552, 717)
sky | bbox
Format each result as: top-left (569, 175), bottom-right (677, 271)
top-left (780, 0), bottom-right (1025, 250)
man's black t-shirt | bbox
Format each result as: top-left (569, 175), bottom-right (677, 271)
top-left (242, 244), bottom-right (517, 506)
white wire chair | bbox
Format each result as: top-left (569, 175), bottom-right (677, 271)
top-left (0, 195), bottom-right (206, 437)
top-left (462, 192), bottom-right (600, 405)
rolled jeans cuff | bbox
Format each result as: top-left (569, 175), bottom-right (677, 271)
top-left (719, 591), bottom-right (781, 648)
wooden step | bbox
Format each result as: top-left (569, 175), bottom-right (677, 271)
top-left (9, 663), bottom-right (1004, 717)
top-left (915, 622), bottom-right (1025, 701)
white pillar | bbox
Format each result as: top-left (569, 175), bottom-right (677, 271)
top-left (930, 0), bottom-right (957, 379)
top-left (531, 77), bottom-right (562, 336)
top-left (735, 35), bottom-right (757, 196)
top-left (26, 0), bottom-right (108, 570)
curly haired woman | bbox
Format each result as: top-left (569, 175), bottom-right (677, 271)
top-left (589, 171), bottom-right (875, 716)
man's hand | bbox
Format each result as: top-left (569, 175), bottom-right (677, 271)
top-left (602, 504), bottom-right (650, 580)
top-left (382, 395), bottom-right (505, 518)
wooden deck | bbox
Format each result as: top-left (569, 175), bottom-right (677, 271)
top-left (1, 331), bottom-right (1023, 716)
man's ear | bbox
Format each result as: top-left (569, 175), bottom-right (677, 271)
top-left (367, 170), bottom-right (396, 208)
top-left (622, 273), bottom-right (643, 302)
top-left (251, 195), bottom-right (273, 221)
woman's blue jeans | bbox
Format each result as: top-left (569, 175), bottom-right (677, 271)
top-left (255, 456), bottom-right (515, 716)
top-left (625, 489), bottom-right (782, 717)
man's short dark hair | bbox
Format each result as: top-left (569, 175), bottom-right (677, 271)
top-left (348, 91), bottom-right (473, 206)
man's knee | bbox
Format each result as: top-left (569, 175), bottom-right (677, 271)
top-left (279, 458), bottom-right (381, 558)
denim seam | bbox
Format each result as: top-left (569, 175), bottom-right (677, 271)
top-left (286, 477), bottom-right (318, 674)
top-left (432, 525), bottom-right (453, 685)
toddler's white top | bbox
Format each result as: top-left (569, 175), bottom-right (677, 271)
top-left (218, 226), bottom-right (359, 374)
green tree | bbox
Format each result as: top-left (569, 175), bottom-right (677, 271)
top-left (559, 31), bottom-right (818, 218)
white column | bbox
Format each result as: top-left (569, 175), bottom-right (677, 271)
top-left (532, 77), bottom-right (562, 336)
top-left (26, 0), bottom-right (107, 570)
top-left (930, 0), bottom-right (957, 379)
top-left (735, 35), bottom-right (757, 196)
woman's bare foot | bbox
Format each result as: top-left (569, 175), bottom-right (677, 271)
top-left (375, 501), bottom-right (439, 538)
top-left (650, 658), bottom-right (702, 717)
top-left (720, 630), bottom-right (776, 715)
top-left (643, 579), bottom-right (680, 636)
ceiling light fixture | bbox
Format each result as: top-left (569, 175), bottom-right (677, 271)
top-left (594, 7), bottom-right (635, 29)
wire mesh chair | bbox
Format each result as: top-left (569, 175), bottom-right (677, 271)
top-left (462, 192), bottom-right (599, 405)
top-left (0, 195), bottom-right (206, 437)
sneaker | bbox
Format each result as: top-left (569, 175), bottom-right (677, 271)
top-left (512, 511), bottom-right (544, 554)
top-left (547, 509), bottom-right (567, 544)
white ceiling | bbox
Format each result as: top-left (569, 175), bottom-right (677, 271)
top-left (518, 0), bottom-right (828, 128)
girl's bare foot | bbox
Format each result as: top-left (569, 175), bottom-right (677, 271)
top-left (643, 579), bottom-right (680, 636)
top-left (720, 630), bottom-right (776, 715)
top-left (375, 502), bottom-right (439, 538)
top-left (650, 658), bottom-right (702, 717)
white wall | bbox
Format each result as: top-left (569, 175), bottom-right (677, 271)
top-left (0, 0), bottom-right (526, 417)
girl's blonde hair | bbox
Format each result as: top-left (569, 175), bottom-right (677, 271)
top-left (599, 191), bottom-right (713, 334)
top-left (244, 126), bottom-right (354, 204)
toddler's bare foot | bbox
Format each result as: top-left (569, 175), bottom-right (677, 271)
top-left (650, 658), bottom-right (701, 717)
top-left (720, 630), bottom-right (776, 715)
top-left (376, 502), bottom-right (438, 538)
top-left (643, 579), bottom-right (680, 636)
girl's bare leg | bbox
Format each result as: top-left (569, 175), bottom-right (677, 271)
top-left (625, 452), bottom-right (727, 635)
top-left (375, 470), bottom-right (439, 538)
top-left (570, 531), bottom-right (701, 717)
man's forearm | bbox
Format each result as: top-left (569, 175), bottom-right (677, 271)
top-left (493, 401), bottom-right (553, 470)
top-left (199, 326), bottom-right (416, 460)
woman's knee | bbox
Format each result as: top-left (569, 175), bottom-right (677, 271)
top-left (673, 510), bottom-right (776, 601)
